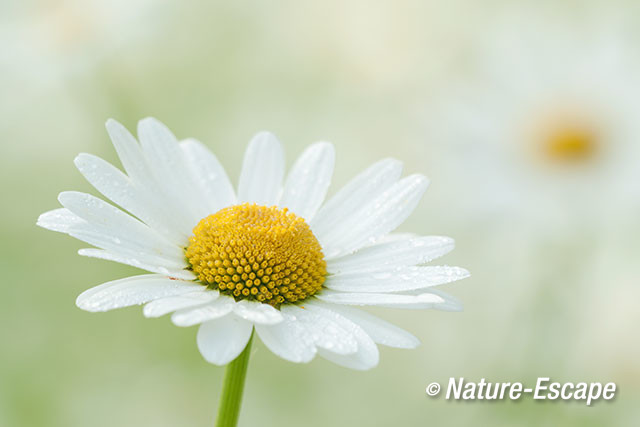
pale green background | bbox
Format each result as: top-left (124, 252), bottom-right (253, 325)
top-left (1, 1), bottom-right (639, 426)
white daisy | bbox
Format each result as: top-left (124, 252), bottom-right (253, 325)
top-left (37, 118), bottom-right (468, 370)
top-left (423, 6), bottom-right (640, 232)
top-left (2, 0), bottom-right (157, 85)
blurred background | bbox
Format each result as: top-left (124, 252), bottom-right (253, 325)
top-left (1, 0), bottom-right (639, 425)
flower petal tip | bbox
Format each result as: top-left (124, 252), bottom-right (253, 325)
top-left (75, 294), bottom-right (102, 312)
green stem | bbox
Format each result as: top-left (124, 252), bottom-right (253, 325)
top-left (215, 330), bottom-right (254, 427)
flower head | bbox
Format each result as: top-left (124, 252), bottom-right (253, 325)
top-left (424, 7), bottom-right (640, 230)
top-left (38, 118), bottom-right (469, 369)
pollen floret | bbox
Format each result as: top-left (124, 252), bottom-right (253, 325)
top-left (186, 203), bottom-right (326, 307)
top-left (545, 125), bottom-right (596, 162)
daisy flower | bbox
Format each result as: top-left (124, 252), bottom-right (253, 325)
top-left (38, 118), bottom-right (468, 372)
top-left (423, 6), bottom-right (640, 232)
top-left (2, 0), bottom-right (158, 85)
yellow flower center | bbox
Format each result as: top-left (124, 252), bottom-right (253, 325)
top-left (185, 203), bottom-right (327, 307)
top-left (544, 125), bottom-right (596, 162)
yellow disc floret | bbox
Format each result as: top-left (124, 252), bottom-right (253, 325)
top-left (185, 203), bottom-right (326, 307)
top-left (545, 125), bottom-right (596, 162)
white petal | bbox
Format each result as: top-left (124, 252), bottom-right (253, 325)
top-left (283, 305), bottom-right (358, 355)
top-left (310, 301), bottom-right (419, 349)
top-left (315, 290), bottom-right (445, 309)
top-left (255, 312), bottom-right (317, 363)
top-left (303, 303), bottom-right (379, 370)
top-left (311, 158), bottom-right (402, 239)
top-left (374, 232), bottom-right (418, 243)
top-left (197, 316), bottom-right (253, 365)
top-left (137, 117), bottom-right (206, 224)
top-left (180, 139), bottom-right (236, 216)
top-left (237, 132), bottom-right (285, 205)
top-left (76, 274), bottom-right (202, 312)
top-left (58, 191), bottom-right (185, 267)
top-left (171, 296), bottom-right (235, 327)
top-left (74, 153), bottom-right (188, 245)
top-left (68, 227), bottom-right (185, 270)
top-left (105, 118), bottom-right (151, 185)
top-left (279, 142), bottom-right (335, 220)
top-left (143, 290), bottom-right (219, 318)
top-left (327, 236), bottom-right (455, 274)
top-left (232, 300), bottom-right (283, 325)
top-left (78, 248), bottom-right (194, 279)
top-left (320, 175), bottom-right (430, 259)
top-left (324, 266), bottom-right (470, 293)
top-left (317, 342), bottom-right (378, 370)
top-left (405, 288), bottom-right (464, 312)
top-left (37, 208), bottom-right (84, 233)
top-left (106, 119), bottom-right (195, 236)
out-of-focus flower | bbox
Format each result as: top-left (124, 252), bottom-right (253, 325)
top-left (424, 6), bottom-right (640, 232)
top-left (1, 0), bottom-right (159, 85)
top-left (37, 118), bottom-right (468, 369)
